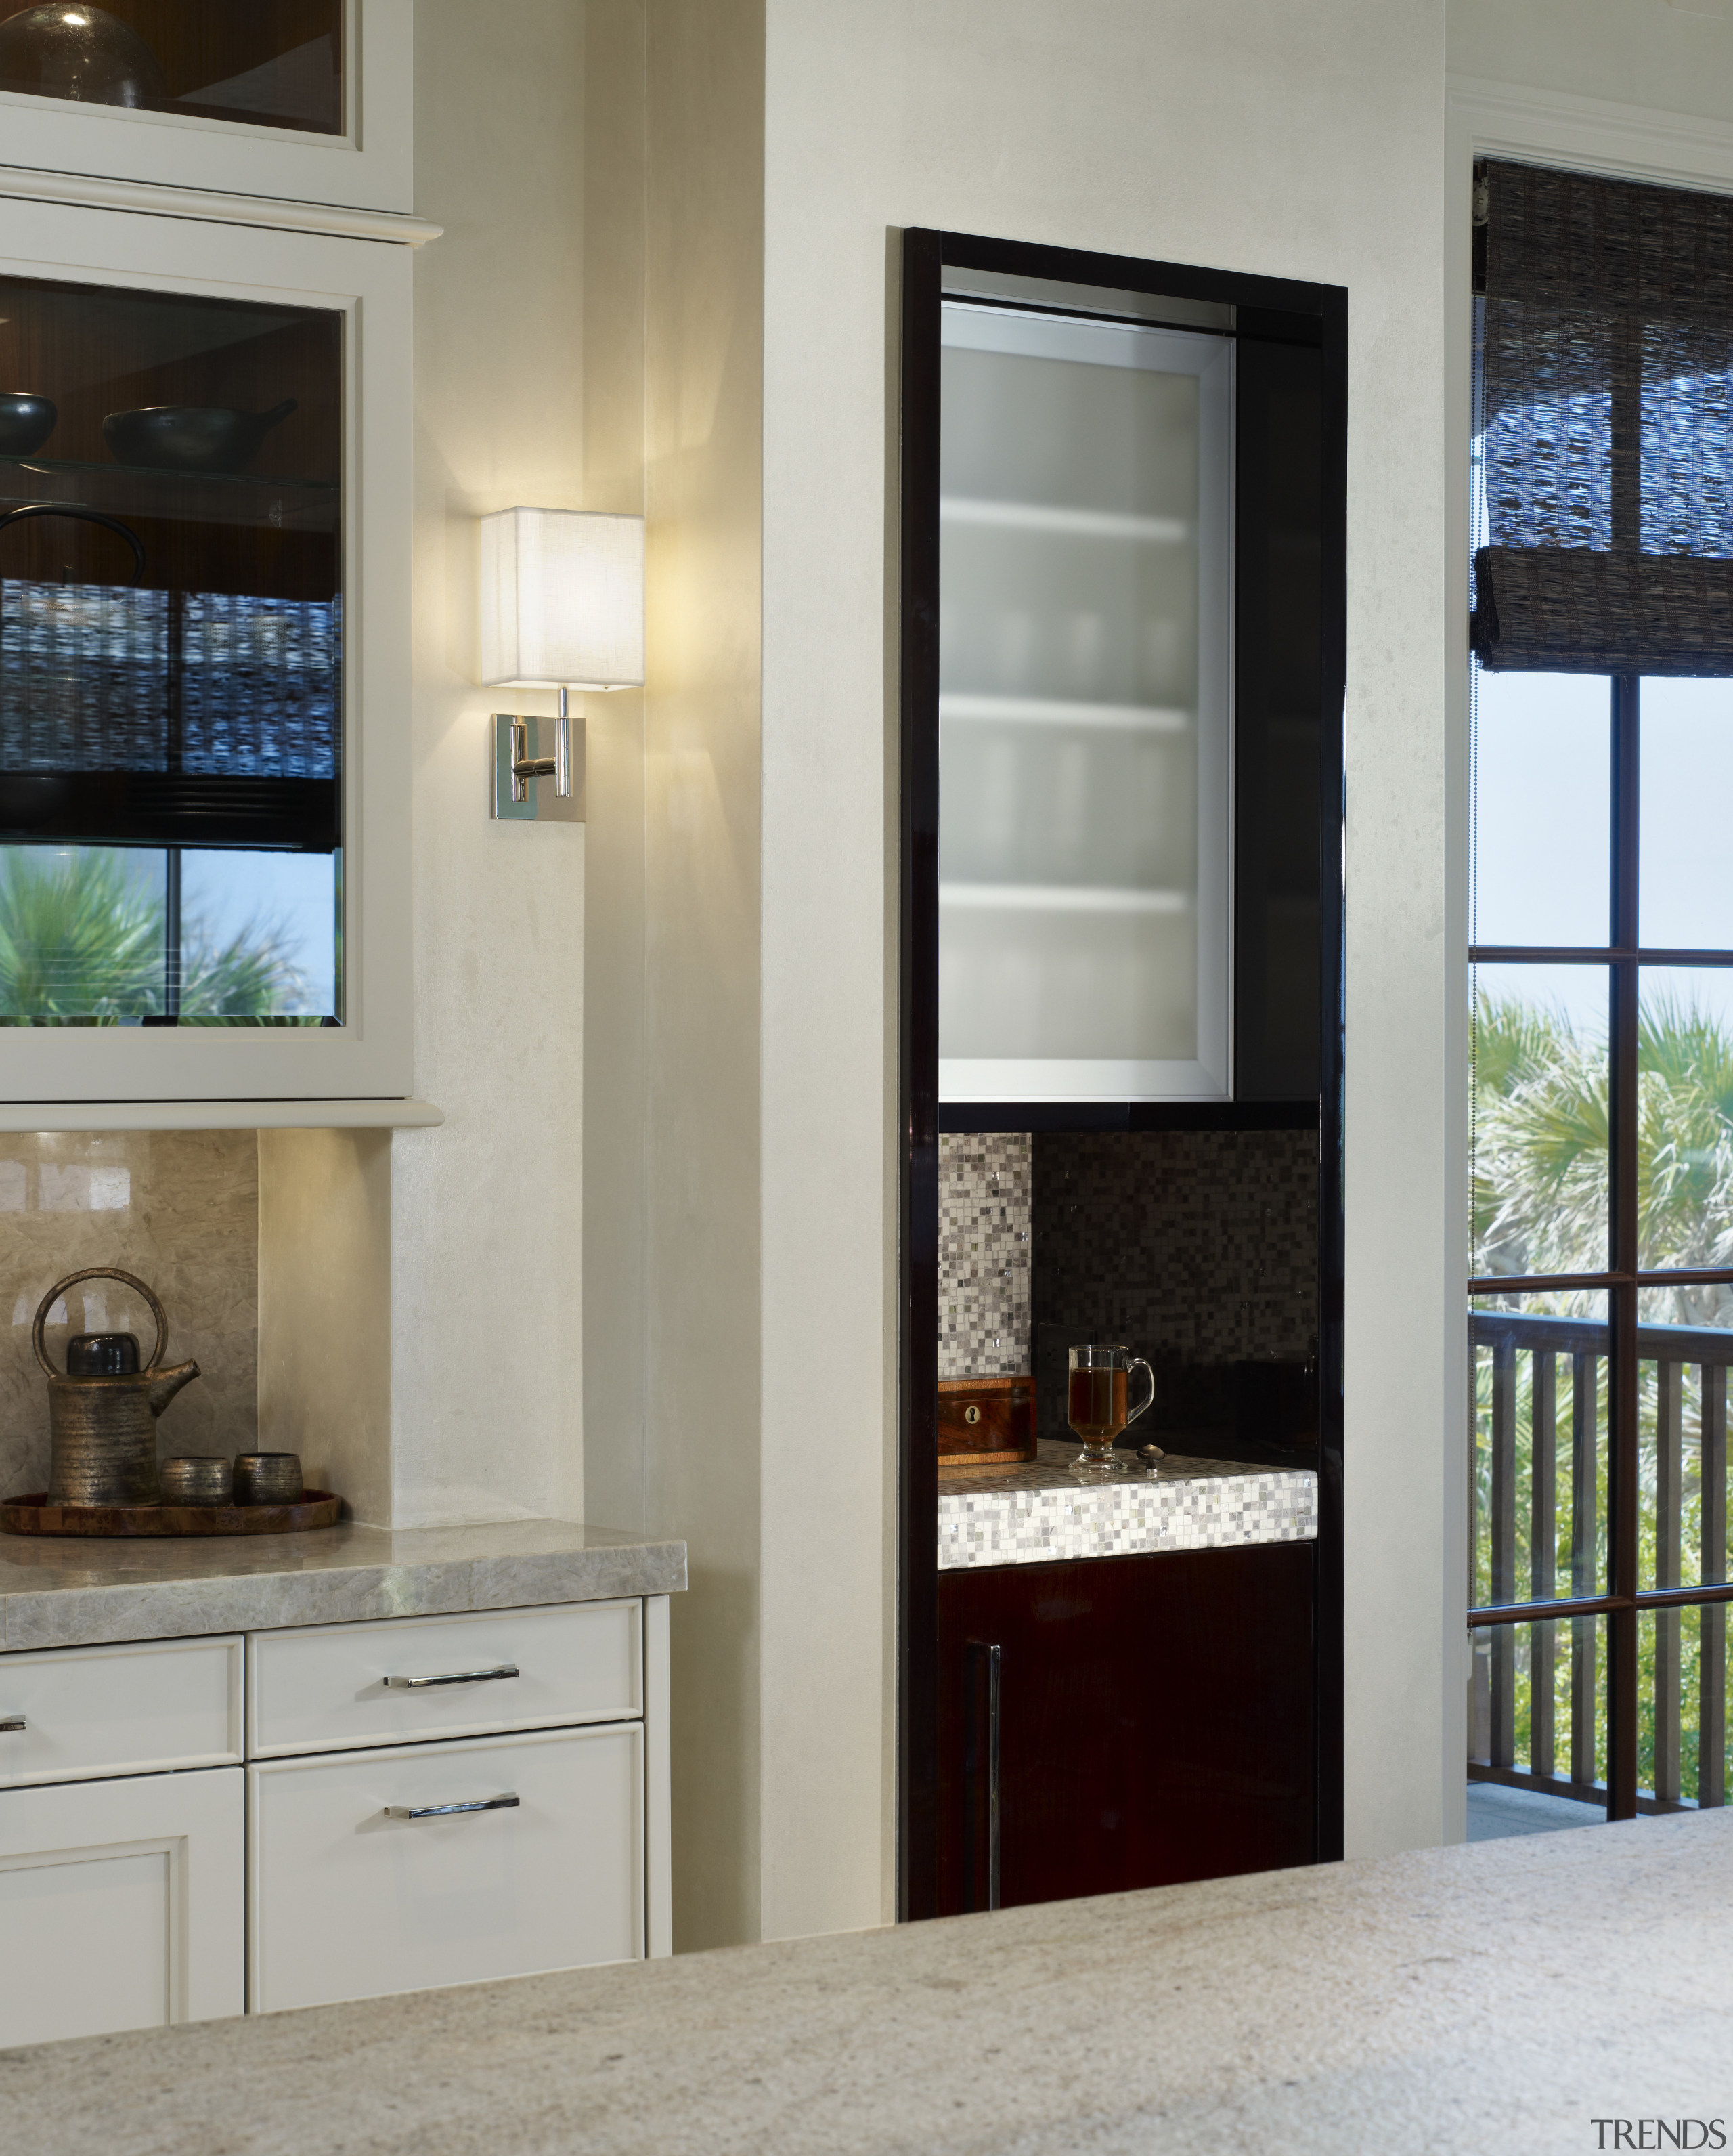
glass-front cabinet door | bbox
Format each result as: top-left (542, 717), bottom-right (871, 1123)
top-left (938, 292), bottom-right (1233, 1103)
top-left (0, 2), bottom-right (410, 213)
top-left (0, 196), bottom-right (410, 1107)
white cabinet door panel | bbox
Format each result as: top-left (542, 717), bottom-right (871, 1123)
top-left (247, 1601), bottom-right (642, 1756)
top-left (248, 1725), bottom-right (644, 2012)
top-left (0, 1635), bottom-right (242, 1789)
top-left (0, 1767), bottom-right (244, 2048)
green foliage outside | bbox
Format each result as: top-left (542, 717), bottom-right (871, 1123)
top-left (1472, 989), bottom-right (1733, 1804)
top-left (0, 847), bottom-right (307, 1022)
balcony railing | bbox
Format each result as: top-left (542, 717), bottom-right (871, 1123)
top-left (1468, 1307), bottom-right (1730, 1811)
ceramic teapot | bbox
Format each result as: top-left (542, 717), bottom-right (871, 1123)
top-left (34, 1268), bottom-right (200, 1507)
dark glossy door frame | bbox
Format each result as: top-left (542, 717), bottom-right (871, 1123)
top-left (896, 226), bottom-right (1347, 1918)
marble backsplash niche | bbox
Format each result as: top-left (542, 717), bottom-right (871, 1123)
top-left (0, 1130), bottom-right (259, 1501)
top-left (938, 1132), bottom-right (1032, 1379)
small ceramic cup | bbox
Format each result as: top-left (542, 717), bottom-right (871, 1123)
top-left (160, 1455), bottom-right (232, 1507)
top-left (233, 1452), bottom-right (303, 1506)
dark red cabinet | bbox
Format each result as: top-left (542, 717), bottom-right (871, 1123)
top-left (936, 1543), bottom-right (1317, 1914)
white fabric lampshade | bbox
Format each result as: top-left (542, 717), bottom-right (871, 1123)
top-left (478, 507), bottom-right (645, 688)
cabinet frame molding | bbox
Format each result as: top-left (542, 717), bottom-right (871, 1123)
top-left (0, 1762), bottom-right (245, 2044)
top-left (0, 0), bottom-right (413, 216)
top-left (895, 226), bottom-right (1348, 1918)
top-left (0, 195), bottom-right (414, 1106)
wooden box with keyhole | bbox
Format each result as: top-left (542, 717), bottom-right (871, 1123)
top-left (936, 1377), bottom-right (1036, 1467)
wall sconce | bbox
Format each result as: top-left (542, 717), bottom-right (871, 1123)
top-left (479, 506), bottom-right (646, 823)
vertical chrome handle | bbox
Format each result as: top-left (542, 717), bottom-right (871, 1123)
top-left (963, 1639), bottom-right (1002, 1912)
top-left (554, 684), bottom-right (573, 796)
top-left (509, 704), bottom-right (573, 801)
top-left (0, 1715), bottom-right (25, 1733)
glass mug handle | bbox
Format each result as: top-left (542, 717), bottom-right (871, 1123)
top-left (1124, 1356), bottom-right (1156, 1428)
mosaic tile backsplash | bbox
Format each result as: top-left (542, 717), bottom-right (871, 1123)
top-left (938, 1132), bottom-right (1031, 1378)
top-left (1032, 1129), bottom-right (1317, 1446)
top-left (0, 1130), bottom-right (259, 1502)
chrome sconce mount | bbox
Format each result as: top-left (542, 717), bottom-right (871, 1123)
top-left (492, 687), bottom-right (582, 823)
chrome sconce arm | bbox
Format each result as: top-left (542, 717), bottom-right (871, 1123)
top-left (491, 688), bottom-right (583, 824)
top-left (509, 688), bottom-right (574, 803)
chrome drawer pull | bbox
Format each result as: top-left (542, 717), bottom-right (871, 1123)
top-left (382, 1664), bottom-right (520, 1691)
top-left (383, 1794), bottom-right (520, 1821)
top-left (0, 1715), bottom-right (24, 1733)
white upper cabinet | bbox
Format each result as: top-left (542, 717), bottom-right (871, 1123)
top-left (0, 1), bottom-right (412, 215)
top-left (0, 192), bottom-right (413, 1108)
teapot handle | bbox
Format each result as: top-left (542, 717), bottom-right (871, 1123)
top-left (32, 1268), bottom-right (167, 1380)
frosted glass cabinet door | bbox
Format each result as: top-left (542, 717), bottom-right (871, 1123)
top-left (938, 303), bottom-right (1231, 1102)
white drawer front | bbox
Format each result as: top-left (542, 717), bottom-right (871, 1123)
top-left (0, 1636), bottom-right (243, 1788)
top-left (246, 1601), bottom-right (642, 1757)
top-left (0, 1766), bottom-right (244, 2048)
top-left (248, 1725), bottom-right (644, 2012)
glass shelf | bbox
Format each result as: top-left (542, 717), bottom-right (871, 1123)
top-left (941, 693), bottom-right (1193, 733)
top-left (0, 454), bottom-right (337, 536)
top-left (941, 495), bottom-right (1192, 544)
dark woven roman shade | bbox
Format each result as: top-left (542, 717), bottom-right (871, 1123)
top-left (1474, 158), bottom-right (1733, 675)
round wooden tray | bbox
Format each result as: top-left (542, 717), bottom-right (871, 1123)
top-left (0, 1491), bottom-right (342, 1538)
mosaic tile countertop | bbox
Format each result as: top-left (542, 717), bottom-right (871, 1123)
top-left (938, 1440), bottom-right (1316, 1570)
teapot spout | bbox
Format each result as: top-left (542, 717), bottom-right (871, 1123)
top-left (146, 1359), bottom-right (201, 1417)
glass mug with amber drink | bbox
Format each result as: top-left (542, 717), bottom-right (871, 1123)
top-left (1067, 1343), bottom-right (1156, 1471)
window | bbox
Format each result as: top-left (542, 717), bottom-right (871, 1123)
top-left (1470, 160), bottom-right (1733, 1823)
top-left (0, 270), bottom-right (342, 1026)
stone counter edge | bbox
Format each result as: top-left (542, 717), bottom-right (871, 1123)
top-left (0, 1539), bottom-right (689, 1654)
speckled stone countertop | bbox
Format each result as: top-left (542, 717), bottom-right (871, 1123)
top-left (0, 1518), bottom-right (687, 1652)
top-left (938, 1438), bottom-right (1316, 1569)
top-left (5, 1812), bottom-right (1727, 2154)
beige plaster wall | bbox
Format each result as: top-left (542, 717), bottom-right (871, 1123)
top-left (640, 0), bottom-right (767, 1956)
top-left (258, 1129), bottom-right (393, 1527)
top-left (582, 0), bottom-right (771, 1955)
top-left (755, 0), bottom-right (1455, 1914)
top-left (1449, 0), bottom-right (1733, 123)
top-left (582, 0), bottom-right (651, 1544)
top-left (0, 1130), bottom-right (257, 1499)
top-left (390, 0), bottom-right (588, 1530)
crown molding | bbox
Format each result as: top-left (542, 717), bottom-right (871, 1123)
top-left (1448, 74), bottom-right (1733, 193)
top-left (0, 163), bottom-right (442, 245)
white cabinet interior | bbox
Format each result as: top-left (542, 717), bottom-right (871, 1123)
top-left (938, 299), bottom-right (1232, 1102)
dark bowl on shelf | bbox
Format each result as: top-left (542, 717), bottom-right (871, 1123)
top-left (102, 398), bottom-right (298, 477)
top-left (0, 392), bottom-right (56, 456)
top-left (0, 4), bottom-right (166, 109)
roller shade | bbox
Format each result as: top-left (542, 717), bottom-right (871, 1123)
top-left (1473, 158), bottom-right (1733, 675)
top-left (0, 583), bottom-right (339, 850)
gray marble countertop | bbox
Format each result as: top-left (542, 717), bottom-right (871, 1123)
top-left (939, 1438), bottom-right (1317, 1569)
top-left (0, 1517), bottom-right (687, 1652)
top-left (4, 1811), bottom-right (1727, 2153)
